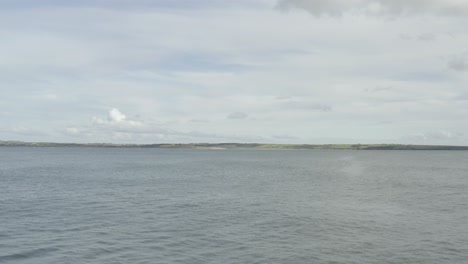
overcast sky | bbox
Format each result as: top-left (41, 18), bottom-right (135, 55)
top-left (1, 0), bottom-right (467, 144)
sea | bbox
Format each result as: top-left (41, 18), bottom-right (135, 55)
top-left (1, 147), bottom-right (467, 264)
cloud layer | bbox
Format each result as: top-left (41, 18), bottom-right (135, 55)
top-left (0, 0), bottom-right (467, 144)
top-left (277, 0), bottom-right (468, 16)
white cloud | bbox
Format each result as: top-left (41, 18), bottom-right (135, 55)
top-left (59, 109), bottom-right (276, 143)
top-left (92, 108), bottom-right (143, 128)
top-left (109, 108), bottom-right (126, 122)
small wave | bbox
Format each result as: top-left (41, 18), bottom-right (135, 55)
top-left (0, 246), bottom-right (60, 262)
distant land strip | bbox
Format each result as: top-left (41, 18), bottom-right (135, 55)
top-left (1, 141), bottom-right (468, 150)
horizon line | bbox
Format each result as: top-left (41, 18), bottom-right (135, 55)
top-left (2, 140), bottom-right (468, 150)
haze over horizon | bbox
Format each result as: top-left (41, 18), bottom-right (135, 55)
top-left (1, 0), bottom-right (467, 145)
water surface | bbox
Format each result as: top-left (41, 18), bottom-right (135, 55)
top-left (1, 148), bottom-right (467, 263)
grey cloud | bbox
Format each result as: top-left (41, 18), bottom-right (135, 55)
top-left (189, 119), bottom-right (211, 123)
top-left (281, 101), bottom-right (332, 112)
top-left (452, 93), bottom-right (468, 101)
top-left (417, 33), bottom-right (436, 41)
top-left (227, 112), bottom-right (249, 119)
top-left (63, 127), bottom-right (80, 136)
top-left (0, 111), bottom-right (12, 117)
top-left (2, 0), bottom-right (269, 10)
top-left (2, 2), bottom-right (468, 145)
top-left (275, 96), bottom-right (293, 100)
top-left (364, 86), bottom-right (394, 93)
top-left (277, 0), bottom-right (357, 16)
top-left (277, 0), bottom-right (468, 16)
top-left (448, 58), bottom-right (467, 71)
top-left (398, 33), bottom-right (412, 40)
top-left (398, 33), bottom-right (436, 41)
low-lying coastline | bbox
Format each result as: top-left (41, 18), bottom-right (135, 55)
top-left (1, 141), bottom-right (468, 150)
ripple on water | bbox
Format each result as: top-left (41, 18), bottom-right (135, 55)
top-left (1, 148), bottom-right (468, 263)
top-left (0, 246), bottom-right (60, 262)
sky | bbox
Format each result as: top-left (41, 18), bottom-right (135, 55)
top-left (1, 0), bottom-right (467, 144)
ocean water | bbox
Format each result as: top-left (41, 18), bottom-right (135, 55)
top-left (1, 147), bottom-right (467, 264)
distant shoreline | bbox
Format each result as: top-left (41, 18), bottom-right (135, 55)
top-left (1, 141), bottom-right (468, 150)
